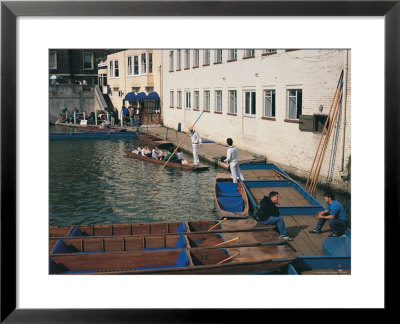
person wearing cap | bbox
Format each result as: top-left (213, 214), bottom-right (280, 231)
top-left (224, 138), bottom-right (244, 184)
top-left (189, 129), bottom-right (202, 165)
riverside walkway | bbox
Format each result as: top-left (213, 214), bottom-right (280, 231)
top-left (137, 125), bottom-right (266, 169)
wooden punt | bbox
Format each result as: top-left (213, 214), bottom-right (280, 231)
top-left (240, 164), bottom-right (324, 215)
top-left (49, 219), bottom-right (275, 238)
top-left (49, 244), bottom-right (296, 275)
top-left (214, 173), bottom-right (249, 219)
top-left (49, 230), bottom-right (284, 254)
top-left (79, 125), bottom-right (127, 132)
top-left (137, 132), bottom-right (172, 148)
top-left (125, 151), bottom-right (209, 171)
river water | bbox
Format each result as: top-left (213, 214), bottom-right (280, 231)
top-left (49, 125), bottom-right (350, 227)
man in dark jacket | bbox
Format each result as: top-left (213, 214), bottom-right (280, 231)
top-left (252, 191), bottom-right (293, 241)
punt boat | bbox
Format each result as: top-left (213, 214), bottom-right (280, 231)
top-left (49, 230), bottom-right (284, 254)
top-left (49, 219), bottom-right (275, 238)
top-left (50, 131), bottom-right (137, 140)
top-left (137, 132), bottom-right (172, 148)
top-left (79, 125), bottom-right (127, 132)
top-left (214, 173), bottom-right (249, 219)
top-left (49, 244), bottom-right (296, 275)
top-left (125, 151), bottom-right (210, 171)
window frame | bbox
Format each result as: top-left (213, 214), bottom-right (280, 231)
top-left (287, 89), bottom-right (303, 120)
top-left (49, 51), bottom-right (57, 70)
top-left (228, 90), bottom-right (237, 114)
top-left (140, 53), bottom-right (147, 75)
top-left (204, 90), bottom-right (210, 111)
top-left (177, 90), bottom-right (182, 108)
top-left (203, 49), bottom-right (210, 65)
top-left (244, 49), bottom-right (255, 59)
top-left (263, 89), bottom-right (276, 118)
top-left (176, 49), bottom-right (182, 70)
top-left (215, 90), bottom-right (223, 113)
top-left (185, 90), bottom-right (191, 109)
top-left (109, 59), bottom-right (119, 78)
top-left (194, 90), bottom-right (200, 110)
top-left (169, 50), bottom-right (174, 71)
top-left (83, 52), bottom-right (94, 70)
top-left (215, 49), bottom-right (223, 64)
top-left (170, 90), bottom-right (174, 108)
top-left (184, 49), bottom-right (190, 69)
top-left (228, 49), bottom-right (237, 61)
top-left (193, 49), bottom-right (200, 67)
top-left (244, 90), bottom-right (256, 116)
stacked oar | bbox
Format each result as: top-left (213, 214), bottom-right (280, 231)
top-left (306, 70), bottom-right (344, 196)
top-left (49, 218), bottom-right (296, 275)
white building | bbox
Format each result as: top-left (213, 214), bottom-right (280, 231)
top-left (162, 49), bottom-right (351, 191)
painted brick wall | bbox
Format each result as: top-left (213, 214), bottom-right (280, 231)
top-left (162, 49), bottom-right (351, 190)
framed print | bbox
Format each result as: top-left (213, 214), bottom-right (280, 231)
top-left (1, 0), bottom-right (398, 322)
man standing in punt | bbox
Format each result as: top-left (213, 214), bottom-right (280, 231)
top-left (189, 128), bottom-right (202, 165)
top-left (224, 138), bottom-right (244, 184)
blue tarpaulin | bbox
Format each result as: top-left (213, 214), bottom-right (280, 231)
top-left (216, 182), bottom-right (241, 197)
top-left (218, 197), bottom-right (244, 213)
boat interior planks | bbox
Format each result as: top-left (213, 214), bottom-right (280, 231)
top-left (50, 230), bottom-right (283, 254)
top-left (249, 187), bottom-right (312, 206)
top-left (241, 169), bottom-right (280, 181)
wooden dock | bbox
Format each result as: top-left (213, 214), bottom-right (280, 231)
top-left (283, 214), bottom-right (332, 256)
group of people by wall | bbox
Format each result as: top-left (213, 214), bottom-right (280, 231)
top-left (112, 103), bottom-right (144, 127)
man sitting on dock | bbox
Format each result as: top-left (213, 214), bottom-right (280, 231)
top-left (252, 191), bottom-right (293, 242)
top-left (309, 190), bottom-right (347, 237)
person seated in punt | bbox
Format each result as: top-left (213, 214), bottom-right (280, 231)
top-left (132, 145), bottom-right (143, 154)
top-left (152, 145), bottom-right (163, 160)
top-left (141, 145), bottom-right (152, 157)
top-left (176, 148), bottom-right (184, 160)
top-left (163, 147), bottom-right (180, 163)
top-left (252, 191), bottom-right (293, 242)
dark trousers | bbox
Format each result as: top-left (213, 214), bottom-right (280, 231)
top-left (316, 218), bottom-right (346, 235)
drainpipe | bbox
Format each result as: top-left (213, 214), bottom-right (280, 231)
top-left (341, 49), bottom-right (349, 171)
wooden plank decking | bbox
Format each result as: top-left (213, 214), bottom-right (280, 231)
top-left (249, 187), bottom-right (311, 206)
top-left (241, 169), bottom-right (283, 181)
top-left (283, 214), bottom-right (332, 256)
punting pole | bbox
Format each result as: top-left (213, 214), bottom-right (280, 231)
top-left (161, 111), bottom-right (204, 171)
top-left (208, 218), bottom-right (227, 231)
top-left (217, 252), bottom-right (240, 265)
top-left (214, 237), bottom-right (240, 247)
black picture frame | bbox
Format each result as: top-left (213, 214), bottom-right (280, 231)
top-left (1, 0), bottom-right (397, 322)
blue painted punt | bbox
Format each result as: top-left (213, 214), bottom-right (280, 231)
top-left (240, 164), bottom-right (324, 215)
top-left (50, 131), bottom-right (137, 140)
top-left (239, 163), bottom-right (351, 274)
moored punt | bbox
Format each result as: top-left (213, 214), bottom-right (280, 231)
top-left (214, 173), bottom-right (249, 219)
top-left (125, 151), bottom-right (210, 171)
top-left (49, 219), bottom-right (275, 238)
top-left (50, 131), bottom-right (137, 140)
top-left (49, 230), bottom-right (284, 254)
top-left (79, 125), bottom-right (127, 132)
top-left (49, 245), bottom-right (296, 275)
top-left (137, 132), bottom-right (172, 148)
top-left (240, 164), bottom-right (323, 215)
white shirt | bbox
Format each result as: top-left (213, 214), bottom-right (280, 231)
top-left (190, 131), bottom-right (201, 145)
top-left (225, 146), bottom-right (239, 164)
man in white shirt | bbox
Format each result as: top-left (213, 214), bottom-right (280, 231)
top-left (189, 129), bottom-right (202, 165)
top-left (224, 138), bottom-right (245, 184)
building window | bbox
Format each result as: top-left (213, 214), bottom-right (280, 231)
top-left (177, 50), bottom-right (181, 70)
top-left (244, 90), bottom-right (256, 116)
top-left (134, 56), bottom-right (139, 75)
top-left (287, 89), bottom-right (302, 119)
top-left (170, 91), bottom-right (174, 107)
top-left (264, 90), bottom-right (276, 117)
top-left (141, 53), bottom-right (147, 74)
top-left (148, 53), bottom-right (153, 74)
top-left (204, 90), bottom-right (210, 111)
top-left (228, 49), bottom-right (237, 61)
top-left (263, 49), bottom-right (277, 55)
top-left (185, 91), bottom-right (191, 109)
top-left (203, 50), bottom-right (210, 65)
top-left (184, 50), bottom-right (190, 69)
top-left (215, 50), bottom-right (222, 63)
top-left (194, 91), bottom-right (199, 109)
top-left (244, 49), bottom-right (255, 58)
top-left (169, 51), bottom-right (174, 71)
top-left (49, 51), bottom-right (57, 69)
top-left (83, 52), bottom-right (94, 70)
top-left (193, 49), bottom-right (199, 67)
top-left (110, 60), bottom-right (119, 78)
top-left (215, 90), bottom-right (222, 112)
top-left (127, 56), bottom-right (133, 75)
top-left (177, 90), bottom-right (182, 108)
top-left (229, 90), bottom-right (237, 114)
